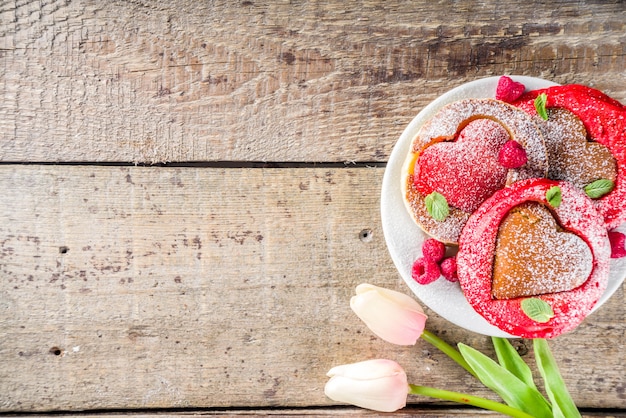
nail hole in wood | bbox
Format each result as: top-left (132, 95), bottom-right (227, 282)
top-left (359, 229), bottom-right (373, 243)
top-left (59, 246), bottom-right (69, 254)
top-left (49, 347), bottom-right (63, 356)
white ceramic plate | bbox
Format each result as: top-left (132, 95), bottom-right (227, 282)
top-left (381, 76), bottom-right (626, 337)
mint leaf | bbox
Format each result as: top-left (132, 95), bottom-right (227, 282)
top-left (534, 93), bottom-right (549, 120)
top-left (521, 298), bottom-right (554, 323)
top-left (546, 186), bottom-right (562, 208)
top-left (584, 179), bottom-right (614, 199)
top-left (425, 192), bottom-right (449, 221)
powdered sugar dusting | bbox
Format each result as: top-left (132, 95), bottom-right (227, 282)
top-left (414, 99), bottom-right (548, 182)
top-left (414, 119), bottom-right (510, 213)
top-left (384, 77), bottom-right (623, 338)
top-left (405, 174), bottom-right (470, 244)
top-left (536, 108), bottom-right (616, 188)
top-left (457, 179), bottom-right (611, 338)
top-left (513, 85), bottom-right (626, 229)
top-left (492, 202), bottom-right (593, 299)
top-left (403, 99), bottom-right (549, 244)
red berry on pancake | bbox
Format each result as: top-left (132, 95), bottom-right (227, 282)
top-left (498, 140), bottom-right (528, 169)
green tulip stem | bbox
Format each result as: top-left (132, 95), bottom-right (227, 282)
top-left (421, 330), bottom-right (477, 378)
top-left (409, 385), bottom-right (535, 418)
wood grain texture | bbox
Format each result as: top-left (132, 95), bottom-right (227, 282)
top-left (0, 166), bottom-right (624, 412)
top-left (12, 409), bottom-right (626, 418)
top-left (1, 0), bottom-right (625, 415)
top-left (0, 0), bottom-right (625, 163)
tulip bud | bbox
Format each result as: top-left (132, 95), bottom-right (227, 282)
top-left (324, 359), bottom-right (409, 412)
top-left (350, 283), bottom-right (427, 345)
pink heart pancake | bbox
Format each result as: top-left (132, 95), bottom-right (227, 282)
top-left (413, 119), bottom-right (510, 213)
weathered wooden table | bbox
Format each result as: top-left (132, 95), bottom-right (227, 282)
top-left (1, 1), bottom-right (625, 416)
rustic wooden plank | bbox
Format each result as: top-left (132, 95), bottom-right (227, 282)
top-left (11, 408), bottom-right (626, 417)
top-left (1, 1), bottom-right (625, 163)
top-left (0, 165), bottom-right (624, 412)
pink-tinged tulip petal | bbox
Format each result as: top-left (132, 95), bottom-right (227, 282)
top-left (324, 359), bottom-right (408, 412)
top-left (350, 283), bottom-right (427, 345)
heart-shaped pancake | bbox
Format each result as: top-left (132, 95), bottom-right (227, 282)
top-left (413, 119), bottom-right (509, 213)
top-left (536, 108), bottom-right (616, 189)
top-left (513, 85), bottom-right (626, 229)
top-left (492, 202), bottom-right (592, 299)
top-left (402, 98), bottom-right (548, 244)
top-left (457, 179), bottom-right (610, 339)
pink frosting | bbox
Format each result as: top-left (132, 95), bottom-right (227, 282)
top-left (457, 178), bottom-right (611, 338)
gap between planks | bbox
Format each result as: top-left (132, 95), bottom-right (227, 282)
top-left (0, 162), bottom-right (387, 169)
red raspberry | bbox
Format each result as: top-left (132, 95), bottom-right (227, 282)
top-left (608, 231), bottom-right (626, 258)
top-left (412, 257), bottom-right (441, 285)
top-left (440, 256), bottom-right (458, 282)
top-left (495, 75), bottom-right (525, 103)
top-left (498, 140), bottom-right (528, 168)
top-left (422, 238), bottom-right (446, 263)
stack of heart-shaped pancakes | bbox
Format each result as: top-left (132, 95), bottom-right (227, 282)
top-left (402, 79), bottom-right (625, 338)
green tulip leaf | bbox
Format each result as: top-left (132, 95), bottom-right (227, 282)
top-left (491, 337), bottom-right (537, 390)
top-left (458, 343), bottom-right (552, 418)
top-left (534, 339), bottom-right (582, 418)
top-left (425, 191), bottom-right (449, 221)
